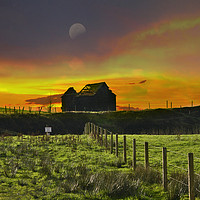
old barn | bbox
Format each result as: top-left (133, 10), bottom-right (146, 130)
top-left (61, 82), bottom-right (116, 111)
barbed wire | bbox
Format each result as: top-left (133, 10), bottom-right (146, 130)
top-left (149, 162), bottom-right (162, 170)
top-left (169, 177), bottom-right (188, 187)
top-left (90, 126), bottom-right (200, 158)
top-left (149, 145), bottom-right (163, 150)
top-left (149, 156), bottom-right (163, 163)
top-left (133, 144), bottom-right (144, 147)
top-left (168, 163), bottom-right (188, 172)
top-left (167, 149), bottom-right (188, 157)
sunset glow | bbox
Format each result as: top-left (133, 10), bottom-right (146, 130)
top-left (1, 1), bottom-right (200, 110)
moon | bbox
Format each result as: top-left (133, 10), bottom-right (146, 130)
top-left (69, 23), bottom-right (86, 39)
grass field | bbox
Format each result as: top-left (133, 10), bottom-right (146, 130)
top-left (1, 133), bottom-right (200, 199)
top-left (117, 134), bottom-right (200, 173)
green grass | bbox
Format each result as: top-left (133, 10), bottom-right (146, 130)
top-left (0, 134), bottom-right (167, 199)
top-left (115, 134), bottom-right (200, 173)
top-left (1, 133), bottom-right (200, 199)
top-left (106, 133), bottom-right (200, 200)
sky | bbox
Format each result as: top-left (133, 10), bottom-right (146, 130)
top-left (1, 0), bottom-right (200, 110)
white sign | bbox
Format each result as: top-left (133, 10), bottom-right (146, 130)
top-left (45, 127), bottom-right (52, 133)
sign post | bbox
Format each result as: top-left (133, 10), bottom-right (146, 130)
top-left (45, 126), bottom-right (52, 135)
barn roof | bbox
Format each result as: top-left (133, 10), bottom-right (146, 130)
top-left (61, 87), bottom-right (77, 98)
top-left (78, 82), bottom-right (107, 96)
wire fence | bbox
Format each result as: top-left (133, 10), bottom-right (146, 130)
top-left (0, 106), bottom-right (59, 114)
top-left (85, 122), bottom-right (200, 199)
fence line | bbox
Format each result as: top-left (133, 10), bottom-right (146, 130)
top-left (169, 177), bottom-right (188, 187)
top-left (149, 145), bottom-right (163, 149)
top-left (0, 106), bottom-right (59, 114)
top-left (168, 163), bottom-right (188, 172)
top-left (84, 122), bottom-right (197, 200)
top-left (167, 149), bottom-right (188, 157)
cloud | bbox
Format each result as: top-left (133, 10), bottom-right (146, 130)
top-left (25, 94), bottom-right (62, 105)
top-left (137, 16), bottom-right (200, 41)
top-left (0, 92), bottom-right (43, 107)
top-left (100, 16), bottom-right (200, 62)
top-left (139, 80), bottom-right (147, 84)
top-left (129, 80), bottom-right (147, 85)
top-left (68, 58), bottom-right (85, 71)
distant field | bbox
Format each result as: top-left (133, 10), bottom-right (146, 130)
top-left (1, 106), bottom-right (200, 135)
top-left (1, 134), bottom-right (200, 199)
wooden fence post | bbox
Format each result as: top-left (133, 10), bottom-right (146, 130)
top-left (90, 123), bottom-right (93, 136)
top-left (97, 126), bottom-right (99, 142)
top-left (116, 134), bottom-right (118, 157)
top-left (110, 132), bottom-right (113, 154)
top-left (123, 135), bottom-right (127, 163)
top-left (162, 147), bottom-right (167, 191)
top-left (91, 123), bottom-right (93, 135)
top-left (92, 123), bottom-right (94, 137)
top-left (88, 122), bottom-right (91, 134)
top-left (145, 142), bottom-right (149, 169)
top-left (104, 129), bottom-right (107, 152)
top-left (88, 122), bottom-right (90, 134)
top-left (94, 124), bottom-right (96, 139)
top-left (100, 127), bottom-right (103, 146)
top-left (85, 122), bottom-right (88, 134)
top-left (133, 139), bottom-right (136, 170)
top-left (88, 122), bottom-right (91, 135)
top-left (84, 124), bottom-right (86, 134)
top-left (188, 153), bottom-right (195, 200)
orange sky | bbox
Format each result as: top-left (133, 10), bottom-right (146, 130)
top-left (1, 2), bottom-right (200, 110)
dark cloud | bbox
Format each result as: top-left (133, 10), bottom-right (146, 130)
top-left (1, 0), bottom-right (200, 62)
top-left (138, 80), bottom-right (147, 84)
top-left (26, 94), bottom-right (62, 105)
top-left (129, 80), bottom-right (147, 85)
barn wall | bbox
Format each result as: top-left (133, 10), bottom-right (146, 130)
top-left (62, 95), bottom-right (76, 111)
top-left (62, 84), bottom-right (116, 111)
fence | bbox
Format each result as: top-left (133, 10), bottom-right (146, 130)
top-left (0, 106), bottom-right (58, 114)
top-left (84, 122), bottom-right (200, 200)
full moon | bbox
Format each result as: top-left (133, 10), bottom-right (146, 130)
top-left (69, 23), bottom-right (86, 39)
